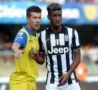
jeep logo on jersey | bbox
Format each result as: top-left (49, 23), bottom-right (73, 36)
top-left (48, 46), bottom-right (69, 54)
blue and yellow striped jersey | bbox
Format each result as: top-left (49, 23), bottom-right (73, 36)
top-left (10, 26), bottom-right (39, 82)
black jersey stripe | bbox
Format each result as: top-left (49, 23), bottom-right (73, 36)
top-left (55, 33), bottom-right (63, 78)
top-left (57, 54), bottom-right (63, 78)
top-left (50, 56), bottom-right (55, 83)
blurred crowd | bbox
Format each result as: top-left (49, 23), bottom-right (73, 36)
top-left (0, 0), bottom-right (98, 3)
top-left (0, 32), bottom-right (14, 71)
top-left (81, 44), bottom-right (98, 64)
top-left (0, 32), bottom-right (12, 50)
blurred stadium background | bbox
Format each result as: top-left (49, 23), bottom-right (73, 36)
top-left (0, 0), bottom-right (98, 90)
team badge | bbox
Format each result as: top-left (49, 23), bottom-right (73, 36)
top-left (83, 5), bottom-right (96, 21)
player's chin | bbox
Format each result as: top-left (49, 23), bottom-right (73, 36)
top-left (35, 26), bottom-right (40, 30)
top-left (54, 24), bottom-right (61, 28)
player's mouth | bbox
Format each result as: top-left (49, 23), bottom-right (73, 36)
top-left (55, 21), bottom-right (61, 24)
top-left (55, 22), bottom-right (61, 25)
top-left (35, 24), bottom-right (40, 29)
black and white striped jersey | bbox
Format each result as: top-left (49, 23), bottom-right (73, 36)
top-left (39, 26), bottom-right (80, 85)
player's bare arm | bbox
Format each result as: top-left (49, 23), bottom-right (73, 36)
top-left (11, 42), bottom-right (24, 58)
top-left (59, 48), bottom-right (81, 86)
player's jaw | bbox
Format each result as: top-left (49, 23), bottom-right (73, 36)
top-left (55, 21), bottom-right (61, 26)
top-left (33, 23), bottom-right (41, 30)
top-left (52, 20), bottom-right (61, 28)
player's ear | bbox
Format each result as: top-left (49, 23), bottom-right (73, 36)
top-left (27, 17), bottom-right (30, 23)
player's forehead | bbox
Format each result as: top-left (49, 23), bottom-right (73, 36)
top-left (30, 12), bottom-right (41, 17)
top-left (50, 10), bottom-right (62, 15)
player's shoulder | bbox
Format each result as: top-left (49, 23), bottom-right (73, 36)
top-left (64, 26), bottom-right (75, 31)
top-left (38, 28), bottom-right (49, 38)
top-left (20, 27), bottom-right (28, 33)
top-left (39, 27), bottom-right (49, 34)
top-left (18, 27), bottom-right (25, 33)
top-left (17, 28), bottom-right (27, 37)
top-left (64, 26), bottom-right (77, 34)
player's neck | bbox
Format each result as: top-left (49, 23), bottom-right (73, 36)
top-left (27, 24), bottom-right (36, 34)
top-left (50, 24), bottom-right (62, 33)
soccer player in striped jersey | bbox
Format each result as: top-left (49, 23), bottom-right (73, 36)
top-left (38, 3), bottom-right (81, 90)
top-left (9, 6), bottom-right (42, 90)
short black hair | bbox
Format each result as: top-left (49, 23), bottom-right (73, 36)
top-left (47, 3), bottom-right (62, 15)
top-left (26, 6), bottom-right (41, 17)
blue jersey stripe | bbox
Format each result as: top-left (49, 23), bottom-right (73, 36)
top-left (14, 29), bottom-right (27, 48)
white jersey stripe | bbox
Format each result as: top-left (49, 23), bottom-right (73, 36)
top-left (59, 34), bottom-right (67, 75)
top-left (50, 34), bottom-right (56, 46)
top-left (41, 30), bottom-right (47, 53)
top-left (59, 34), bottom-right (65, 45)
top-left (67, 27), bottom-right (73, 47)
top-left (74, 30), bottom-right (80, 47)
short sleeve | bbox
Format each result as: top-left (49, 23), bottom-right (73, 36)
top-left (14, 30), bottom-right (27, 48)
top-left (72, 29), bottom-right (81, 50)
